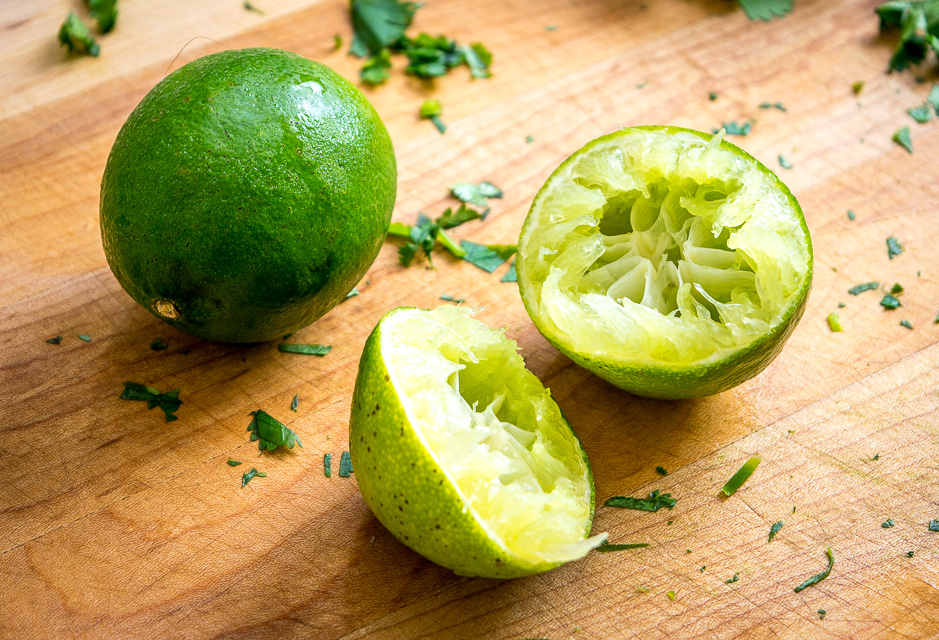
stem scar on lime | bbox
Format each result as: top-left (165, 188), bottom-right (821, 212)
top-left (350, 306), bottom-right (606, 579)
top-left (517, 126), bottom-right (813, 399)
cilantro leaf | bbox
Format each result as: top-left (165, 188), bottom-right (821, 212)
top-left (440, 294), bottom-right (465, 303)
top-left (360, 49), bottom-right (392, 85)
top-left (120, 381), bottom-right (182, 421)
top-left (349, 0), bottom-right (418, 58)
top-left (400, 33), bottom-right (463, 78)
top-left (882, 518), bottom-right (896, 528)
top-left (58, 11), bottom-right (100, 57)
top-left (605, 489), bottom-right (677, 512)
top-left (242, 467), bottom-right (264, 487)
top-left (848, 281), bottom-right (879, 295)
top-left (339, 450), bottom-right (354, 477)
top-left (769, 520), bottom-right (784, 542)
top-left (793, 547), bottom-right (835, 592)
top-left (887, 235), bottom-right (905, 259)
top-left (908, 103), bottom-right (933, 122)
top-left (451, 181), bottom-right (503, 208)
top-left (247, 410), bottom-right (303, 451)
top-left (880, 294), bottom-right (902, 309)
top-left (227, 459), bottom-right (243, 466)
top-left (714, 121), bottom-right (752, 136)
top-left (88, 0), bottom-right (118, 33)
top-left (291, 393), bottom-right (299, 412)
top-left (437, 203), bottom-right (486, 229)
top-left (324, 453), bottom-right (332, 477)
top-left (738, 0), bottom-right (794, 21)
top-left (46, 336), bottom-right (63, 345)
top-left (900, 319), bottom-right (914, 329)
top-left (893, 126), bottom-right (914, 153)
top-left (279, 343), bottom-right (332, 355)
top-left (501, 259), bottom-right (518, 283)
top-left (778, 154), bottom-right (793, 169)
top-left (459, 241), bottom-right (517, 273)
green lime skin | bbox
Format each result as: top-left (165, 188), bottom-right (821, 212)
top-left (350, 307), bottom-right (598, 579)
top-left (517, 126), bottom-right (813, 399)
top-left (100, 48), bottom-right (396, 343)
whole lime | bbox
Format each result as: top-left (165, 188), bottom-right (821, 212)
top-left (100, 48), bottom-right (396, 343)
top-left (517, 126), bottom-right (812, 399)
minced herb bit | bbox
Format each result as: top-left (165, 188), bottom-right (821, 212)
top-left (908, 104), bottom-right (932, 123)
top-left (900, 319), bottom-right (913, 329)
top-left (451, 181), bottom-right (504, 208)
top-left (818, 610), bottom-right (827, 620)
top-left (346, 287), bottom-right (360, 299)
top-left (525, 135), bottom-right (535, 143)
top-left (58, 11), bottom-right (100, 57)
top-left (420, 99), bottom-right (446, 134)
top-left (893, 127), bottom-right (913, 153)
top-left (738, 0), bottom-right (793, 21)
top-left (460, 240), bottom-right (517, 273)
top-left (827, 313), bottom-right (843, 332)
top-left (725, 573), bottom-right (739, 584)
top-left (769, 520), bottom-right (784, 542)
top-left (930, 520), bottom-right (939, 532)
top-left (714, 121), bottom-right (752, 136)
top-left (595, 543), bottom-right (650, 552)
top-left (907, 550), bottom-right (915, 557)
top-left (244, 1), bottom-right (264, 14)
top-left (656, 466), bottom-right (668, 476)
top-left (291, 393), bottom-right (299, 412)
top-left (605, 489), bottom-right (677, 512)
top-left (890, 283), bottom-right (904, 294)
top-left (339, 450), bottom-right (354, 477)
top-left (46, 336), bottom-right (63, 345)
top-left (880, 294), bottom-right (902, 309)
top-left (242, 467), bottom-right (267, 487)
top-left (150, 337), bottom-right (168, 350)
top-left (120, 382), bottom-right (182, 421)
top-left (439, 294), bottom-right (465, 303)
top-left (334, 34), bottom-right (343, 50)
top-left (852, 81), bottom-right (864, 95)
top-left (848, 281), bottom-right (879, 295)
top-left (78, 334), bottom-right (92, 342)
top-left (227, 459), bottom-right (243, 466)
top-left (279, 343), bottom-right (332, 355)
top-left (501, 259), bottom-right (518, 283)
top-left (700, 565), bottom-right (707, 572)
top-left (929, 84), bottom-right (939, 114)
top-left (882, 518), bottom-right (896, 528)
top-left (778, 155), bottom-right (793, 169)
top-left (793, 547), bottom-right (834, 593)
top-left (88, 0), bottom-right (118, 32)
top-left (666, 591), bottom-right (676, 600)
top-left (247, 410), bottom-right (303, 451)
top-left (872, 453), bottom-right (880, 460)
top-left (847, 210), bottom-right (856, 220)
top-left (635, 585), bottom-right (650, 593)
top-left (887, 236), bottom-right (904, 260)
top-left (720, 456), bottom-right (761, 496)
top-left (760, 101), bottom-right (787, 112)
top-left (324, 453), bottom-right (332, 477)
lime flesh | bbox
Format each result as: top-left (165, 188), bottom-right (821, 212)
top-left (350, 306), bottom-right (605, 578)
top-left (517, 126), bottom-right (812, 398)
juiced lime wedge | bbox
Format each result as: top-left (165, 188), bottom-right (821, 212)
top-left (517, 126), bottom-right (813, 398)
top-left (350, 306), bottom-right (605, 578)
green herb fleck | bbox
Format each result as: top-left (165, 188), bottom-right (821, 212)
top-left (893, 126), bottom-right (913, 153)
top-left (78, 334), bottom-right (92, 342)
top-left (760, 101), bottom-right (787, 112)
top-left (778, 154), bottom-right (793, 169)
top-left (930, 520), bottom-right (939, 532)
top-left (709, 91), bottom-right (718, 101)
top-left (605, 489), bottom-right (677, 512)
top-left (882, 518), bottom-right (896, 528)
top-left (291, 393), bottom-right (299, 412)
top-left (279, 343), bottom-right (332, 356)
top-left (346, 287), bottom-right (360, 299)
top-left (793, 547), bottom-right (834, 593)
top-left (349, 0), bottom-right (418, 58)
top-left (908, 104), bottom-right (932, 123)
top-left (907, 550), bottom-right (915, 557)
top-left (334, 34), bottom-right (343, 50)
top-left (595, 543), bottom-right (650, 552)
top-left (58, 11), bottom-right (100, 57)
top-left (243, 1), bottom-right (264, 14)
top-left (439, 294), bottom-right (465, 303)
top-left (150, 337), bottom-right (168, 350)
top-left (339, 450), bottom-right (354, 477)
top-left (838, 302), bottom-right (846, 308)
top-left (852, 81), bottom-right (864, 95)
top-left (525, 135), bottom-right (535, 143)
top-left (635, 585), bottom-right (650, 593)
top-left (720, 456), bottom-right (761, 496)
top-left (241, 467), bottom-right (264, 487)
top-left (929, 84), bottom-right (939, 114)
top-left (714, 121), bottom-right (752, 136)
top-left (227, 459), bottom-right (243, 466)
top-left (848, 281), bottom-right (878, 295)
top-left (324, 453), bottom-right (332, 477)
top-left (88, 0), bottom-right (118, 32)
top-left (501, 259), bottom-right (518, 283)
top-left (847, 210), bottom-right (856, 220)
top-left (769, 520), bottom-right (784, 542)
top-left (827, 313), bottom-right (843, 332)
top-left (545, 24), bottom-right (558, 32)
top-left (666, 590), bottom-right (676, 600)
top-left (818, 610), bottom-right (827, 620)
top-left (880, 294), bottom-right (902, 310)
top-left (656, 466), bottom-right (668, 476)
top-left (700, 565), bottom-right (707, 572)
top-left (887, 236), bottom-right (904, 260)
top-left (460, 240), bottom-right (517, 273)
top-left (360, 49), bottom-right (392, 85)
top-left (890, 282), bottom-right (904, 294)
top-left (900, 319), bottom-right (913, 329)
top-left (46, 336), bottom-right (63, 345)
top-left (451, 181), bottom-right (503, 208)
top-left (738, 0), bottom-right (793, 20)
top-left (725, 572), bottom-right (739, 584)
top-left (420, 99), bottom-right (446, 133)
top-left (120, 382), bottom-right (182, 421)
top-left (247, 410), bottom-right (303, 451)
top-left (873, 453), bottom-right (880, 460)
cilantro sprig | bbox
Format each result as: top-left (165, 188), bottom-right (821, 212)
top-left (120, 382), bottom-right (182, 421)
top-left (58, 11), bottom-right (100, 57)
top-left (247, 410), bottom-right (303, 452)
top-left (738, 0), bottom-right (794, 21)
top-left (876, 1), bottom-right (939, 72)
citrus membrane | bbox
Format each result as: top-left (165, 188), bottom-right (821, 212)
top-left (350, 306), bottom-right (606, 578)
top-left (517, 126), bottom-right (812, 398)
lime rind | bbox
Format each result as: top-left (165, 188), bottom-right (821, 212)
top-left (518, 126), bottom-right (812, 397)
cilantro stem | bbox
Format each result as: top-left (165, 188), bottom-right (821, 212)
top-left (437, 229), bottom-right (466, 258)
top-left (720, 456), bottom-right (761, 496)
top-left (793, 547), bottom-right (834, 593)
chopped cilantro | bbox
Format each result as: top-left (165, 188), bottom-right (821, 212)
top-left (339, 450), bottom-right (354, 477)
top-left (709, 91), bottom-right (719, 101)
top-left (700, 565), bottom-right (707, 572)
top-left (900, 319), bottom-right (914, 329)
top-left (907, 550), bottom-right (915, 557)
top-left (848, 281), bottom-right (879, 295)
top-left (349, 0), bottom-right (417, 57)
top-left (58, 11), bottom-right (100, 57)
top-left (120, 381), bottom-right (182, 421)
top-left (760, 101), bottom-right (787, 111)
top-left (346, 287), bottom-right (360, 299)
top-left (545, 24), bottom-right (558, 32)
top-left (929, 84), bottom-right (939, 113)
top-left (595, 543), bottom-right (650, 552)
top-left (420, 99), bottom-right (445, 133)
top-left (720, 456), bottom-right (761, 496)
top-left (243, 1), bottom-right (264, 15)
top-left (666, 591), bottom-right (676, 600)
top-left (291, 393), bottom-right (299, 412)
top-left (827, 313), bottom-right (843, 332)
top-left (880, 294), bottom-right (902, 309)
top-left (462, 42), bottom-right (493, 79)
top-left (838, 302), bottom-right (846, 308)
top-left (852, 81), bottom-right (864, 95)
top-left (451, 181), bottom-right (503, 208)
top-left (876, 1), bottom-right (939, 72)
top-left (891, 283), bottom-right (904, 295)
top-left (794, 548), bottom-right (834, 593)
top-left (930, 520), bottom-right (939, 531)
top-left (778, 154), bottom-right (793, 169)
top-left (460, 241), bottom-right (517, 273)
top-left (150, 337), bottom-right (168, 350)
top-left (440, 294), bottom-right (465, 303)
top-left (818, 610), bottom-right (827, 620)
top-left (908, 104), bottom-right (933, 122)
top-left (656, 466), bottom-right (668, 476)
top-left (887, 235), bottom-right (904, 259)
top-left (46, 336), bottom-right (63, 345)
top-left (893, 126), bottom-right (913, 153)
top-left (501, 259), bottom-right (518, 283)
top-left (635, 585), bottom-right (650, 593)
top-left (847, 210), bottom-right (856, 220)
top-left (78, 334), bottom-right (92, 342)
top-left (334, 34), bottom-right (343, 50)
top-left (241, 467), bottom-right (265, 487)
top-left (882, 518), bottom-right (896, 528)
top-left (525, 135), bottom-right (535, 143)
top-left (769, 520), bottom-right (784, 542)
top-left (89, 0), bottom-right (118, 32)
top-left (738, 0), bottom-right (793, 21)
top-left (714, 121), bottom-right (752, 136)
top-left (725, 573), bottom-right (739, 584)
top-left (605, 489), bottom-right (677, 512)
top-left (360, 49), bottom-right (392, 85)
top-left (247, 410), bottom-right (303, 451)
top-left (873, 453), bottom-right (880, 460)
top-left (279, 343), bottom-right (332, 356)
top-left (324, 453), bottom-right (332, 477)
top-left (228, 459), bottom-right (243, 466)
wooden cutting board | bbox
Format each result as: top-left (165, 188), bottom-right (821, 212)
top-left (3, 0), bottom-right (938, 637)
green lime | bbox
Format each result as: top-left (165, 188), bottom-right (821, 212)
top-left (350, 306), bottom-right (606, 578)
top-left (100, 48), bottom-right (396, 343)
top-left (517, 126), bottom-right (812, 399)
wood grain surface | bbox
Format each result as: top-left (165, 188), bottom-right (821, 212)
top-left (3, 0), bottom-right (939, 638)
